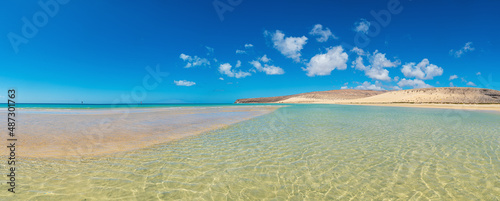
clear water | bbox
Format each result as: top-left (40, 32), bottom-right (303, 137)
top-left (1, 104), bottom-right (499, 200)
top-left (0, 103), bottom-right (277, 109)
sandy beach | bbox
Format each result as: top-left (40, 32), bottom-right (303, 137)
top-left (342, 103), bottom-right (500, 112)
top-left (275, 97), bottom-right (500, 112)
top-left (1, 106), bottom-right (279, 158)
top-left (236, 88), bottom-right (500, 112)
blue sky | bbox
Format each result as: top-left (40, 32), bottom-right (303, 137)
top-left (1, 0), bottom-right (499, 103)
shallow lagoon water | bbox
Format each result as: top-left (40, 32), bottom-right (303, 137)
top-left (2, 104), bottom-right (499, 200)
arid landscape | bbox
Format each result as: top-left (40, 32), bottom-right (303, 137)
top-left (235, 87), bottom-right (500, 111)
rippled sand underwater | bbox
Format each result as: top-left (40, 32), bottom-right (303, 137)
top-left (2, 105), bottom-right (500, 200)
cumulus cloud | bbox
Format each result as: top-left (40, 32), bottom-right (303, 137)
top-left (351, 47), bottom-right (365, 56)
top-left (351, 50), bottom-right (400, 81)
top-left (179, 54), bottom-right (210, 68)
top-left (265, 30), bottom-right (307, 62)
top-left (366, 68), bottom-right (391, 81)
top-left (260, 55), bottom-right (271, 63)
top-left (354, 81), bottom-right (386, 91)
top-left (476, 72), bottom-right (481, 76)
top-left (309, 24), bottom-right (337, 42)
top-left (235, 49), bottom-right (246, 54)
top-left (467, 81), bottom-right (476, 86)
top-left (303, 46), bottom-right (348, 77)
top-left (392, 86), bottom-right (402, 90)
top-left (354, 19), bottom-right (370, 33)
top-left (341, 86), bottom-right (349, 89)
top-left (250, 60), bottom-right (285, 75)
top-left (397, 78), bottom-right (432, 89)
top-left (219, 77), bottom-right (224, 81)
top-left (235, 60), bottom-right (242, 68)
top-left (449, 75), bottom-right (458, 80)
top-left (352, 56), bottom-right (367, 71)
top-left (244, 44), bottom-right (253, 48)
top-left (401, 59), bottom-right (443, 80)
top-left (450, 42), bottom-right (474, 58)
top-left (218, 63), bottom-right (251, 78)
top-left (174, 80), bottom-right (196, 86)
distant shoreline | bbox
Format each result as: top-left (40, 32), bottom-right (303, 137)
top-left (332, 102), bottom-right (500, 112)
top-left (235, 87), bottom-right (500, 113)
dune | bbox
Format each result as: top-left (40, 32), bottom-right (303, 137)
top-left (235, 87), bottom-right (500, 112)
top-left (235, 89), bottom-right (385, 103)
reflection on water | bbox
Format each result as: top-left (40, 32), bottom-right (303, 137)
top-left (1, 105), bottom-right (499, 200)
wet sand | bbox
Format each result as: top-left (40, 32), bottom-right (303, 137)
top-left (1, 106), bottom-right (279, 158)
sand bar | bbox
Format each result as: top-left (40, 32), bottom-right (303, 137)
top-left (1, 106), bottom-right (279, 158)
top-left (340, 103), bottom-right (500, 112)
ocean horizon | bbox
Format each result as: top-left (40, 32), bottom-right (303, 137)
top-left (0, 103), bottom-right (286, 109)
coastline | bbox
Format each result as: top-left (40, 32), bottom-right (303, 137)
top-left (277, 100), bottom-right (500, 113)
top-left (1, 106), bottom-right (280, 158)
top-left (268, 96), bottom-right (500, 112)
top-left (338, 103), bottom-right (500, 113)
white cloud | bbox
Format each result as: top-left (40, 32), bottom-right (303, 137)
top-left (341, 86), bottom-right (349, 89)
top-left (450, 42), bottom-right (474, 58)
top-left (180, 53), bottom-right (189, 60)
top-left (244, 44), bottom-right (253, 48)
top-left (351, 47), bottom-right (365, 56)
top-left (265, 30), bottom-right (307, 62)
top-left (218, 63), bottom-right (251, 78)
top-left (397, 78), bottom-right (432, 89)
top-left (354, 81), bottom-right (385, 91)
top-left (476, 72), bottom-right (481, 76)
top-left (250, 60), bottom-right (285, 75)
top-left (354, 19), bottom-right (370, 33)
top-left (392, 86), bottom-right (402, 90)
top-left (235, 50), bottom-right (246, 54)
top-left (219, 77), bottom-right (224, 80)
top-left (366, 68), bottom-right (391, 81)
top-left (260, 55), bottom-right (271, 63)
top-left (309, 24), bottom-right (336, 42)
top-left (449, 75), bottom-right (458, 80)
top-left (303, 46), bottom-right (348, 77)
top-left (466, 81), bottom-right (476, 86)
top-left (352, 56), bottom-right (367, 71)
top-left (450, 82), bottom-right (454, 87)
top-left (371, 51), bottom-right (400, 69)
top-left (401, 59), bottom-right (443, 80)
top-left (235, 60), bottom-right (242, 68)
top-left (351, 50), bottom-right (400, 81)
top-left (174, 80), bottom-right (196, 86)
top-left (179, 53), bottom-right (210, 68)
top-left (394, 76), bottom-right (400, 82)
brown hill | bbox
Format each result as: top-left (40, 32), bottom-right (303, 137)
top-left (235, 89), bottom-right (386, 103)
top-left (235, 88), bottom-right (500, 104)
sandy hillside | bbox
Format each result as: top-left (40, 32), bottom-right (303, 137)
top-left (235, 89), bottom-right (385, 103)
top-left (336, 87), bottom-right (500, 104)
top-left (235, 88), bottom-right (500, 104)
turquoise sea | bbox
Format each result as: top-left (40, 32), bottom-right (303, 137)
top-left (1, 103), bottom-right (259, 109)
top-left (1, 104), bottom-right (499, 200)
